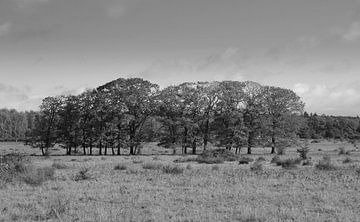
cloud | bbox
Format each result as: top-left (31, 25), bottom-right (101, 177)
top-left (106, 4), bottom-right (126, 19)
top-left (0, 22), bottom-right (12, 37)
top-left (0, 83), bottom-right (33, 110)
top-left (14, 0), bottom-right (49, 8)
top-left (292, 83), bottom-right (360, 116)
top-left (335, 21), bottom-right (360, 42)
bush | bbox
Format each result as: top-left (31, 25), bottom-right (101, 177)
top-left (51, 162), bottom-right (67, 169)
top-left (0, 153), bottom-right (30, 183)
top-left (256, 157), bottom-right (266, 162)
top-left (162, 165), bottom-right (184, 174)
top-left (212, 165), bottom-right (220, 171)
top-left (21, 166), bottom-right (55, 186)
top-left (338, 147), bottom-right (346, 155)
top-left (239, 156), bottom-right (254, 165)
top-left (114, 163), bottom-right (127, 170)
top-left (277, 158), bottom-right (301, 169)
top-left (196, 149), bottom-right (238, 164)
top-left (276, 146), bottom-right (286, 155)
top-left (343, 157), bottom-right (353, 164)
top-left (74, 168), bottom-right (92, 181)
top-left (270, 155), bottom-right (281, 164)
top-left (302, 159), bottom-right (313, 166)
top-left (297, 142), bottom-right (310, 160)
top-left (315, 156), bottom-right (337, 171)
top-left (250, 162), bottom-right (263, 172)
top-left (142, 162), bottom-right (163, 170)
top-left (173, 157), bottom-right (197, 163)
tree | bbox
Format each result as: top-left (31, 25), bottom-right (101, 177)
top-left (213, 81), bottom-right (247, 153)
top-left (31, 96), bottom-right (63, 155)
top-left (98, 78), bottom-right (159, 155)
top-left (57, 95), bottom-right (81, 155)
top-left (262, 86), bottom-right (304, 154)
top-left (241, 81), bottom-right (266, 154)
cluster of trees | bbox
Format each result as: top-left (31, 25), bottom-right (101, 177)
top-left (3, 78), bottom-right (360, 156)
top-left (299, 113), bottom-right (360, 140)
top-left (0, 109), bottom-right (37, 141)
top-left (27, 78), bottom-right (305, 155)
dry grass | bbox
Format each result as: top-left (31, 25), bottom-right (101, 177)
top-left (1, 141), bottom-right (360, 221)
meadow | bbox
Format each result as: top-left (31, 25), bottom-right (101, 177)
top-left (0, 141), bottom-right (360, 222)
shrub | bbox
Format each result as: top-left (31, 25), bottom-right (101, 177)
top-left (196, 149), bottom-right (238, 164)
top-left (338, 147), bottom-right (346, 155)
top-left (212, 165), bottom-right (220, 171)
top-left (297, 142), bottom-right (310, 160)
top-left (162, 165), bottom-right (184, 174)
top-left (250, 162), bottom-right (263, 172)
top-left (173, 157), bottom-right (197, 163)
top-left (186, 164), bottom-right (192, 170)
top-left (21, 166), bottom-right (55, 186)
top-left (343, 157), bottom-right (353, 164)
top-left (239, 156), bottom-right (254, 165)
top-left (302, 159), bottom-right (313, 166)
top-left (51, 162), bottom-right (68, 169)
top-left (114, 163), bottom-right (127, 170)
top-left (270, 155), bottom-right (281, 164)
top-left (256, 157), bottom-right (266, 162)
top-left (74, 168), bottom-right (92, 181)
top-left (277, 158), bottom-right (302, 169)
top-left (315, 156), bottom-right (337, 171)
top-left (276, 146), bottom-right (286, 155)
top-left (142, 162), bottom-right (163, 170)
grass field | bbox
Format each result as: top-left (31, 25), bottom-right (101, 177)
top-left (1, 141), bottom-right (360, 222)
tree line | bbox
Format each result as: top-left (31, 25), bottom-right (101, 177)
top-left (2, 77), bottom-right (359, 156)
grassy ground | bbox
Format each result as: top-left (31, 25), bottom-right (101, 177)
top-left (1, 141), bottom-right (360, 222)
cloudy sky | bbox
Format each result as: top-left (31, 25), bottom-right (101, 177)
top-left (1, 0), bottom-right (360, 115)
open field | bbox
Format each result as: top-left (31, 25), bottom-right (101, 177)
top-left (1, 141), bottom-right (360, 222)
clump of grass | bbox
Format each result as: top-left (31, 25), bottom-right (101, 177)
top-left (51, 161), bottom-right (67, 169)
top-left (343, 157), bottom-right (353, 164)
top-left (250, 161), bottom-right (263, 172)
top-left (239, 156), bottom-right (254, 165)
top-left (114, 163), bottom-right (127, 170)
top-left (132, 159), bottom-right (143, 164)
top-left (256, 156), bottom-right (266, 162)
top-left (277, 158), bottom-right (302, 169)
top-left (152, 156), bottom-right (161, 161)
top-left (196, 149), bottom-right (238, 164)
top-left (142, 162), bottom-right (163, 170)
top-left (315, 156), bottom-right (337, 171)
top-left (20, 166), bottom-right (55, 186)
top-left (302, 159), bottom-right (313, 166)
top-left (173, 157), bottom-right (197, 163)
top-left (186, 164), bottom-right (192, 170)
top-left (212, 165), bottom-right (220, 171)
top-left (338, 147), bottom-right (346, 155)
top-left (162, 165), bottom-right (184, 174)
top-left (74, 167), bottom-right (92, 181)
top-left (45, 194), bottom-right (70, 220)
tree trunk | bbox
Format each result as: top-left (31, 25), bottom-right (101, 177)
top-left (247, 132), bottom-right (254, 154)
top-left (41, 147), bottom-right (46, 156)
top-left (192, 139), bottom-right (196, 154)
top-left (271, 136), bottom-right (276, 154)
top-left (99, 141), bottom-right (102, 155)
top-left (104, 143), bottom-right (107, 155)
top-left (203, 119), bottom-right (209, 150)
top-left (182, 127), bottom-right (188, 155)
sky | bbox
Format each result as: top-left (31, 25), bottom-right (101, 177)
top-left (1, 0), bottom-right (360, 116)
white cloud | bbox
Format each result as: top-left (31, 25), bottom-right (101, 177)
top-left (293, 83), bottom-right (310, 95)
top-left (0, 22), bottom-right (12, 37)
top-left (340, 21), bottom-right (360, 42)
top-left (294, 83), bottom-right (360, 116)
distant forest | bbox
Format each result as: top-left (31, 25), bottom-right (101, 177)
top-left (1, 78), bottom-right (360, 155)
